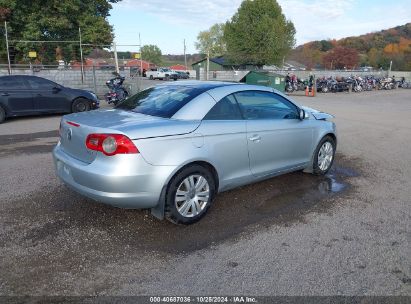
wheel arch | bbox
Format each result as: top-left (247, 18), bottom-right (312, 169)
top-left (325, 132), bottom-right (337, 147)
top-left (150, 160), bottom-right (220, 220)
top-left (166, 160), bottom-right (220, 194)
top-left (72, 96), bottom-right (91, 105)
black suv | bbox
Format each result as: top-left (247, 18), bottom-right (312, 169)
top-left (0, 75), bottom-right (99, 123)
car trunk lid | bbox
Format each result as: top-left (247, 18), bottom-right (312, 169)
top-left (59, 109), bottom-right (200, 163)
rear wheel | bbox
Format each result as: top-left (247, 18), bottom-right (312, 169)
top-left (71, 98), bottom-right (90, 113)
top-left (0, 106), bottom-right (5, 123)
top-left (313, 136), bottom-right (336, 175)
top-left (165, 165), bottom-right (216, 225)
top-left (149, 75), bottom-right (154, 80)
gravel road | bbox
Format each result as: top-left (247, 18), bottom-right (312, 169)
top-left (0, 88), bottom-right (409, 296)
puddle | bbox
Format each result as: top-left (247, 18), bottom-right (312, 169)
top-left (6, 158), bottom-right (358, 255)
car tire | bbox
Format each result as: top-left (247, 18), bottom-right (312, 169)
top-left (165, 165), bottom-right (216, 225)
top-left (312, 136), bottom-right (336, 175)
top-left (0, 106), bottom-right (5, 124)
top-left (149, 75), bottom-right (154, 80)
top-left (72, 98), bottom-right (90, 113)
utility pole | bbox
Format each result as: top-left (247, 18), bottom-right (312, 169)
top-left (206, 49), bottom-right (210, 81)
top-left (139, 33), bottom-right (143, 76)
top-left (113, 41), bottom-right (119, 74)
top-left (79, 27), bottom-right (84, 83)
top-left (184, 39), bottom-right (187, 72)
top-left (4, 21), bottom-right (12, 75)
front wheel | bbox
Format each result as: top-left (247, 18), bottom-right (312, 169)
top-left (313, 136), bottom-right (336, 175)
top-left (165, 165), bottom-right (216, 225)
top-left (72, 98), bottom-right (90, 113)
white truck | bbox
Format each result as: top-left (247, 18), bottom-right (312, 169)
top-left (146, 68), bottom-right (178, 81)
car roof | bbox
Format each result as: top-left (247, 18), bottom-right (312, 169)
top-left (0, 75), bottom-right (47, 80)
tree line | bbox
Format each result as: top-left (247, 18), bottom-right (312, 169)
top-left (0, 0), bottom-right (121, 65)
top-left (290, 23), bottom-right (411, 71)
top-left (0, 0), bottom-right (297, 68)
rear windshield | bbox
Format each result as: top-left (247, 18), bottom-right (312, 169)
top-left (116, 86), bottom-right (205, 118)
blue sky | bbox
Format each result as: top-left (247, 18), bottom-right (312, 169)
top-left (108, 0), bottom-right (411, 54)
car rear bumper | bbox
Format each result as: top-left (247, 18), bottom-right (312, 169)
top-left (53, 143), bottom-right (176, 209)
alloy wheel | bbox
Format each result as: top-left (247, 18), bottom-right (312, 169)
top-left (318, 141), bottom-right (334, 171)
top-left (175, 174), bottom-right (210, 218)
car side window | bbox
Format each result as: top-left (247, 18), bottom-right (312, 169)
top-left (0, 76), bottom-right (27, 90)
top-left (234, 90), bottom-right (299, 120)
top-left (204, 94), bottom-right (243, 120)
top-left (26, 77), bottom-right (55, 90)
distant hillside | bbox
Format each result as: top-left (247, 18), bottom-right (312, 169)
top-left (289, 23), bottom-right (411, 71)
top-left (161, 54), bottom-right (203, 67)
top-left (89, 50), bottom-right (203, 68)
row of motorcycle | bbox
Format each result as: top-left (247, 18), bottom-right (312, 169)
top-left (285, 75), bottom-right (411, 94)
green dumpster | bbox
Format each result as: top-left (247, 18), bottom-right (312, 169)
top-left (241, 71), bottom-right (285, 92)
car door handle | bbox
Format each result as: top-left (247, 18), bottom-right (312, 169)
top-left (1, 92), bottom-right (9, 96)
top-left (248, 135), bottom-right (261, 142)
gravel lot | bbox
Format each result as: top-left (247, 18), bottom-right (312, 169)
top-left (0, 88), bottom-right (410, 296)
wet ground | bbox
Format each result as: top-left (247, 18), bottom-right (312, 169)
top-left (0, 89), bottom-right (410, 296)
top-left (0, 129), bottom-right (359, 255)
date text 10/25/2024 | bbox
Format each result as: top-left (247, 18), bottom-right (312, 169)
top-left (149, 296), bottom-right (257, 303)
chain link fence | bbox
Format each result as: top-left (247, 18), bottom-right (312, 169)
top-left (0, 64), bottom-right (144, 98)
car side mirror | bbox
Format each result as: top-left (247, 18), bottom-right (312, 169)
top-left (52, 86), bottom-right (61, 93)
top-left (299, 109), bottom-right (305, 120)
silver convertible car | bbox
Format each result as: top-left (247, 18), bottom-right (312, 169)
top-left (53, 81), bottom-right (337, 224)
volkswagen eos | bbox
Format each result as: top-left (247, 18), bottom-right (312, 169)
top-left (53, 81), bottom-right (337, 224)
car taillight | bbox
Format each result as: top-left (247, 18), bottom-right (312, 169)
top-left (85, 134), bottom-right (138, 156)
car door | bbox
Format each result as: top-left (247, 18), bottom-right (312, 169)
top-left (25, 76), bottom-right (67, 112)
top-left (198, 94), bottom-right (250, 190)
top-left (0, 76), bottom-right (34, 114)
top-left (234, 90), bottom-right (314, 177)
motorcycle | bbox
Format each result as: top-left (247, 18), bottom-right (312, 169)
top-left (285, 79), bottom-right (296, 93)
top-left (104, 74), bottom-right (129, 105)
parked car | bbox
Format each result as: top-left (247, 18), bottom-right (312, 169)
top-left (0, 75), bottom-right (99, 123)
top-left (146, 68), bottom-right (178, 80)
top-left (53, 81), bottom-right (337, 224)
top-left (175, 71), bottom-right (190, 79)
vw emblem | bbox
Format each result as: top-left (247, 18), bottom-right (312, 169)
top-left (66, 129), bottom-right (72, 141)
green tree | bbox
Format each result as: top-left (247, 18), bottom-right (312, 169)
top-left (224, 0), bottom-right (295, 66)
top-left (195, 23), bottom-right (226, 56)
top-left (141, 45), bottom-right (162, 65)
top-left (319, 40), bottom-right (333, 52)
top-left (0, 0), bottom-right (120, 64)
